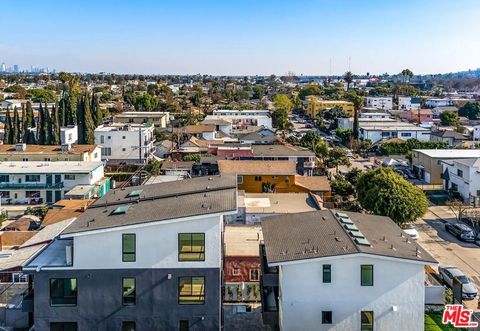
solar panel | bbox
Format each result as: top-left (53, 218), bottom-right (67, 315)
top-left (336, 212), bottom-right (349, 218)
top-left (355, 237), bottom-right (371, 246)
top-left (349, 230), bottom-right (364, 238)
top-left (339, 216), bottom-right (354, 225)
top-left (128, 189), bottom-right (143, 197)
top-left (112, 205), bottom-right (130, 215)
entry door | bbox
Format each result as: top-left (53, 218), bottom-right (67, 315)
top-left (55, 191), bottom-right (62, 202)
top-left (46, 174), bottom-right (53, 186)
top-left (46, 191), bottom-right (53, 203)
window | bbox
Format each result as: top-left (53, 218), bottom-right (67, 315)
top-left (50, 322), bottom-right (78, 331)
top-left (113, 205), bottom-right (130, 215)
top-left (178, 276), bottom-right (205, 304)
top-left (0, 175), bottom-right (9, 182)
top-left (122, 234), bottom-right (136, 262)
top-left (122, 321), bottom-right (136, 331)
top-left (108, 136), bottom-right (111, 139)
top-left (100, 135), bottom-right (105, 143)
top-left (323, 264), bottom-right (331, 283)
top-left (361, 311), bottom-right (374, 331)
top-left (232, 268), bottom-right (240, 276)
top-left (25, 174), bottom-right (41, 182)
top-left (254, 176), bottom-right (262, 181)
top-left (457, 169), bottom-right (463, 178)
top-left (122, 278), bottom-right (136, 306)
top-left (64, 174), bottom-right (76, 180)
top-left (25, 191), bottom-right (40, 198)
top-left (361, 265), bottom-right (373, 286)
top-left (401, 132), bottom-right (412, 137)
top-left (0, 191), bottom-right (10, 198)
top-left (179, 320), bottom-right (189, 331)
top-left (178, 233), bottom-right (205, 261)
top-left (68, 133), bottom-right (73, 141)
top-left (22, 158), bottom-right (29, 161)
top-left (44, 157), bottom-right (51, 161)
top-left (322, 311), bottom-right (332, 324)
top-left (249, 269), bottom-right (260, 281)
top-left (451, 183), bottom-right (458, 191)
top-left (12, 273), bottom-right (28, 283)
top-left (122, 136), bottom-right (126, 139)
top-left (237, 175), bottom-right (243, 184)
top-left (50, 278), bottom-right (77, 306)
top-left (122, 148), bottom-right (126, 152)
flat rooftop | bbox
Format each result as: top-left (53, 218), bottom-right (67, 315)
top-left (251, 144), bottom-right (314, 157)
top-left (95, 123), bottom-right (152, 132)
top-left (0, 161), bottom-right (103, 174)
top-left (240, 193), bottom-right (319, 214)
top-left (0, 144), bottom-right (98, 154)
top-left (413, 149), bottom-right (480, 158)
top-left (218, 160), bottom-right (297, 175)
top-left (224, 224), bottom-right (263, 257)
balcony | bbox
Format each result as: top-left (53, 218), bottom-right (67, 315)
top-left (1, 197), bottom-right (44, 205)
top-left (303, 161), bottom-right (316, 168)
top-left (0, 182), bottom-right (64, 190)
top-left (259, 243), bottom-right (279, 328)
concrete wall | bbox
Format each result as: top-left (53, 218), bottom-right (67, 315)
top-left (278, 255), bottom-right (425, 331)
top-left (30, 268), bottom-right (220, 331)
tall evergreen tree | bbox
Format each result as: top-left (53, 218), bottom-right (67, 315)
top-left (92, 93), bottom-right (103, 126)
top-left (45, 103), bottom-right (53, 145)
top-left (21, 104), bottom-right (27, 143)
top-left (51, 103), bottom-right (61, 145)
top-left (66, 94), bottom-right (77, 125)
top-left (12, 107), bottom-right (20, 143)
top-left (24, 101), bottom-right (35, 128)
top-left (3, 108), bottom-right (13, 144)
top-left (58, 97), bottom-right (66, 127)
top-left (37, 103), bottom-right (46, 145)
top-left (353, 107), bottom-right (359, 140)
top-left (76, 95), bottom-right (85, 144)
top-left (83, 93), bottom-right (96, 144)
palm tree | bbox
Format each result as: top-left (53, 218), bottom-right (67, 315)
top-left (401, 69), bottom-right (414, 83)
top-left (344, 71), bottom-right (354, 90)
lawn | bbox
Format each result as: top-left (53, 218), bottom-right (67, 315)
top-left (425, 312), bottom-right (464, 331)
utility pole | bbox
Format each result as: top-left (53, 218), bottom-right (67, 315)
top-left (138, 126), bottom-right (142, 184)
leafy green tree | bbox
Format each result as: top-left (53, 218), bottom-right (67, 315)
top-left (77, 93), bottom-right (96, 144)
top-left (252, 85), bottom-right (265, 100)
top-left (26, 88), bottom-right (57, 103)
top-left (335, 128), bottom-right (353, 145)
top-left (298, 84), bottom-right (322, 100)
top-left (344, 168), bottom-right (362, 187)
top-left (300, 130), bottom-right (323, 148)
top-left (273, 94), bottom-right (293, 113)
top-left (458, 102), bottom-right (480, 120)
top-left (272, 109), bottom-right (291, 131)
top-left (3, 109), bottom-right (12, 144)
top-left (331, 178), bottom-right (355, 197)
top-left (357, 167), bottom-right (428, 225)
top-left (4, 84), bottom-right (27, 98)
top-left (328, 146), bottom-right (351, 172)
top-left (400, 69), bottom-right (414, 83)
top-left (439, 110), bottom-right (459, 126)
top-left (358, 139), bottom-right (372, 155)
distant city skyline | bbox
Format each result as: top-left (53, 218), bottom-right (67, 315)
top-left (1, 0), bottom-right (479, 75)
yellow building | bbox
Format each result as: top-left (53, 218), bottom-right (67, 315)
top-left (217, 160), bottom-right (331, 197)
top-left (0, 144), bottom-right (101, 162)
top-left (305, 96), bottom-right (355, 118)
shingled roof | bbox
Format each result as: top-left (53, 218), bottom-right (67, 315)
top-left (218, 160), bottom-right (297, 175)
top-left (261, 210), bottom-right (436, 265)
top-left (61, 175), bottom-right (237, 235)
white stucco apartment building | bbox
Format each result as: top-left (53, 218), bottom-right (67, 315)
top-left (94, 123), bottom-right (155, 165)
top-left (365, 97), bottom-right (393, 110)
top-left (441, 158), bottom-right (480, 206)
top-left (398, 96), bottom-right (421, 110)
top-left (359, 121), bottom-right (431, 144)
top-left (209, 109), bottom-right (272, 130)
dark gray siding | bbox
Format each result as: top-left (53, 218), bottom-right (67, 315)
top-left (29, 268), bottom-right (220, 331)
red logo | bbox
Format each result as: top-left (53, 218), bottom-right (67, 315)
top-left (442, 304), bottom-right (478, 328)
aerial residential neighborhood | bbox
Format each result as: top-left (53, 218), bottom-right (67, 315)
top-left (0, 1), bottom-right (479, 330)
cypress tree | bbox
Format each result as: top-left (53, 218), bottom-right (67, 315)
top-left (37, 103), bottom-right (46, 145)
top-left (58, 97), bottom-right (66, 127)
top-left (24, 101), bottom-right (35, 128)
top-left (92, 93), bottom-right (103, 126)
top-left (45, 103), bottom-right (53, 145)
top-left (4, 108), bottom-right (12, 144)
top-left (12, 107), bottom-right (20, 143)
top-left (76, 95), bottom-right (84, 144)
top-left (51, 103), bottom-right (61, 145)
top-left (83, 93), bottom-right (96, 144)
top-left (21, 104), bottom-right (26, 143)
top-left (353, 107), bottom-right (359, 140)
top-left (66, 94), bottom-right (77, 125)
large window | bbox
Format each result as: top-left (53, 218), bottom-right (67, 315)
top-left (178, 233), bottom-right (205, 261)
top-left (178, 276), bottom-right (205, 305)
top-left (122, 321), bottom-right (136, 331)
top-left (249, 269), bottom-right (260, 281)
top-left (25, 174), bottom-right (41, 182)
top-left (50, 278), bottom-right (77, 306)
top-left (122, 278), bottom-right (136, 306)
top-left (122, 234), bottom-right (136, 262)
top-left (50, 322), bottom-right (78, 331)
top-left (361, 265), bottom-right (374, 286)
top-left (361, 311), bottom-right (374, 331)
top-left (237, 175), bottom-right (243, 184)
top-left (323, 264), bottom-right (331, 283)
top-left (322, 311), bottom-right (332, 324)
top-left (64, 174), bottom-right (76, 180)
top-left (0, 175), bottom-right (9, 182)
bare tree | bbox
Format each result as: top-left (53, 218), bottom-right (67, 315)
top-left (465, 209), bottom-right (480, 237)
top-left (447, 199), bottom-right (470, 220)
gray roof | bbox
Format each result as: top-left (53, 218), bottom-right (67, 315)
top-left (252, 144), bottom-right (314, 157)
top-left (239, 132), bottom-right (277, 142)
top-left (62, 175), bottom-right (237, 235)
top-left (261, 210), bottom-right (436, 265)
top-left (431, 130), bottom-right (468, 140)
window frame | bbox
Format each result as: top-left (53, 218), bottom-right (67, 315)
top-left (121, 321), bottom-right (136, 331)
top-left (237, 175), bottom-right (243, 184)
top-left (361, 265), bottom-right (374, 286)
top-left (50, 322), bottom-right (78, 331)
top-left (322, 311), bottom-right (333, 324)
top-left (178, 233), bottom-right (205, 262)
top-left (249, 269), bottom-right (260, 281)
top-left (322, 264), bottom-right (332, 283)
top-left (178, 276), bottom-right (205, 305)
top-left (361, 311), bottom-right (374, 331)
top-left (122, 277), bottom-right (136, 306)
top-left (49, 278), bottom-right (77, 307)
top-left (122, 233), bottom-right (136, 262)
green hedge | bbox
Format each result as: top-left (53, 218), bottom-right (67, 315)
top-left (379, 139), bottom-right (448, 155)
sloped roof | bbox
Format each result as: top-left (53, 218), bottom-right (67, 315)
top-left (218, 160), bottom-right (297, 175)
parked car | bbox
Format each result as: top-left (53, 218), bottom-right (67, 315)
top-left (445, 223), bottom-right (476, 242)
top-left (402, 224), bottom-right (419, 240)
top-left (439, 266), bottom-right (478, 300)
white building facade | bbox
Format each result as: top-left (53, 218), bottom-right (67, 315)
top-left (398, 96), bottom-right (421, 110)
top-left (442, 158), bottom-right (480, 206)
top-left (95, 123), bottom-right (155, 165)
top-left (365, 97), bottom-right (393, 110)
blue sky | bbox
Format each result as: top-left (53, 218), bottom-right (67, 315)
top-left (1, 0), bottom-right (479, 75)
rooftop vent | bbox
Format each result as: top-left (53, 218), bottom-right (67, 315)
top-left (15, 143), bottom-right (26, 152)
top-left (61, 143), bottom-right (72, 152)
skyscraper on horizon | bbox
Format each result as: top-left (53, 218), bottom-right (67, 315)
top-left (0, 63), bottom-right (6, 72)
